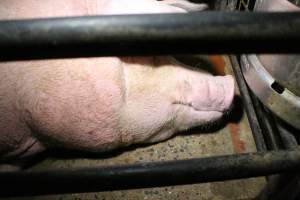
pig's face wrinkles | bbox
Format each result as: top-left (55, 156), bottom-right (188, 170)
top-left (172, 74), bottom-right (233, 114)
top-left (172, 101), bottom-right (223, 115)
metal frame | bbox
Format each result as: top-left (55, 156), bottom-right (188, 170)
top-left (0, 11), bottom-right (299, 198)
top-left (1, 12), bottom-right (300, 61)
top-left (0, 149), bottom-right (300, 197)
top-left (231, 55), bottom-right (300, 200)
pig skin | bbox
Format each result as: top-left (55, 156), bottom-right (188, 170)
top-left (0, 0), bottom-right (234, 162)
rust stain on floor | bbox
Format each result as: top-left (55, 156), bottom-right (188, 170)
top-left (229, 123), bottom-right (246, 153)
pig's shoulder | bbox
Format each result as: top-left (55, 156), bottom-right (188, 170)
top-left (21, 58), bottom-right (126, 152)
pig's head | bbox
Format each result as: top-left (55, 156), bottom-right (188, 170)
top-left (101, 1), bottom-right (233, 145)
top-left (0, 0), bottom-right (233, 161)
top-left (119, 57), bottom-right (235, 144)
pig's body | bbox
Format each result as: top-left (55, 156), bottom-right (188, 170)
top-left (0, 0), bottom-right (234, 162)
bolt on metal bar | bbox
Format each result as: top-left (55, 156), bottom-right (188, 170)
top-left (0, 149), bottom-right (300, 197)
top-left (0, 12), bottom-right (300, 61)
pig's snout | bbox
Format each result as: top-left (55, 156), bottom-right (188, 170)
top-left (168, 72), bottom-right (235, 133)
top-left (200, 75), bottom-right (234, 113)
top-left (182, 74), bottom-right (235, 114)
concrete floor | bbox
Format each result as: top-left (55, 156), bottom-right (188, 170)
top-left (6, 56), bottom-right (266, 200)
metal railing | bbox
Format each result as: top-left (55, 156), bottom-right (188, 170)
top-left (0, 12), bottom-right (300, 61)
top-left (0, 11), bottom-right (299, 198)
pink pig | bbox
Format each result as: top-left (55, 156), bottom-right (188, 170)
top-left (0, 0), bottom-right (234, 163)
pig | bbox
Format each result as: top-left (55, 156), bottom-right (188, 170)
top-left (0, 0), bottom-right (234, 165)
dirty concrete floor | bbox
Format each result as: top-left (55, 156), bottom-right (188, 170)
top-left (5, 56), bottom-right (266, 200)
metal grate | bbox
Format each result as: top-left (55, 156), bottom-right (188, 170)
top-left (213, 0), bottom-right (256, 11)
top-left (236, 0), bottom-right (256, 10)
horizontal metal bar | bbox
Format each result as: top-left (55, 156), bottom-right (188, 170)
top-left (0, 149), bottom-right (300, 197)
top-left (0, 12), bottom-right (300, 61)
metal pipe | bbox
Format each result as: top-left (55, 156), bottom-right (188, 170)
top-left (276, 118), bottom-right (299, 150)
top-left (250, 95), bottom-right (283, 150)
top-left (231, 54), bottom-right (299, 200)
top-left (230, 55), bottom-right (267, 151)
top-left (0, 149), bottom-right (300, 197)
top-left (1, 12), bottom-right (300, 61)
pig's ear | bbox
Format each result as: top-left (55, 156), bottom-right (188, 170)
top-left (161, 0), bottom-right (209, 12)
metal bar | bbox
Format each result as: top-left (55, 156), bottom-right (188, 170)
top-left (276, 118), bottom-right (299, 150)
top-left (251, 102), bottom-right (292, 200)
top-left (230, 56), bottom-right (282, 199)
top-left (230, 55), bottom-right (267, 151)
top-left (1, 12), bottom-right (300, 61)
top-left (249, 94), bottom-right (283, 150)
top-left (0, 149), bottom-right (300, 197)
top-left (263, 117), bottom-right (300, 200)
top-left (230, 57), bottom-right (299, 200)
